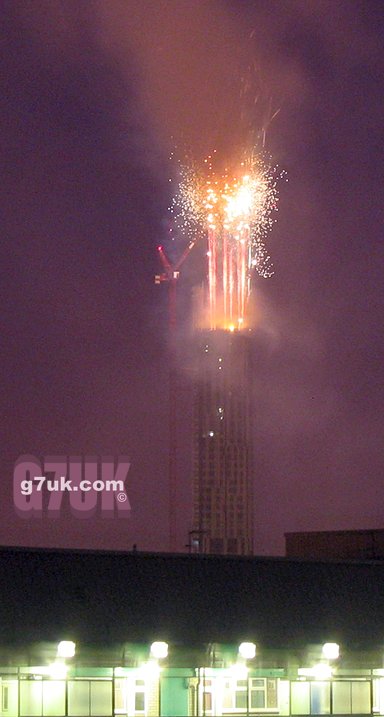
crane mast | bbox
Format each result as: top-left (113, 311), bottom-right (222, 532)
top-left (155, 240), bottom-right (195, 551)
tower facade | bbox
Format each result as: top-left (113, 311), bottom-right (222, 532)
top-left (191, 329), bottom-right (253, 555)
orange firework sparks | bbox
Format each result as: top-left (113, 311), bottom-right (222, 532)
top-left (169, 150), bottom-right (282, 331)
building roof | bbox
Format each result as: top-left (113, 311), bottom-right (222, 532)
top-left (1, 546), bottom-right (383, 650)
top-left (285, 528), bottom-right (384, 560)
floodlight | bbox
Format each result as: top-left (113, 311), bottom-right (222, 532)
top-left (322, 643), bottom-right (340, 660)
top-left (48, 663), bottom-right (68, 679)
top-left (313, 663), bottom-right (333, 680)
top-left (238, 642), bottom-right (256, 660)
top-left (230, 663), bottom-right (248, 679)
top-left (57, 641), bottom-right (76, 659)
top-left (150, 641), bottom-right (168, 659)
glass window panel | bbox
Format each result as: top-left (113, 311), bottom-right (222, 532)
top-left (68, 681), bottom-right (90, 717)
top-left (291, 682), bottom-right (310, 715)
top-left (3, 681), bottom-right (18, 717)
top-left (203, 692), bottom-right (212, 711)
top-left (2, 685), bottom-right (9, 712)
top-left (310, 682), bottom-right (330, 715)
top-left (351, 682), bottom-right (371, 714)
top-left (235, 691), bottom-right (247, 709)
top-left (114, 679), bottom-right (125, 712)
top-left (90, 682), bottom-right (112, 717)
top-left (251, 691), bottom-right (265, 709)
top-left (20, 681), bottom-right (43, 717)
top-left (252, 679), bottom-right (265, 688)
top-left (332, 682), bottom-right (351, 715)
top-left (43, 681), bottom-right (66, 716)
top-left (223, 684), bottom-right (232, 709)
top-left (373, 678), bottom-right (384, 714)
top-left (267, 679), bottom-right (278, 709)
top-left (134, 692), bottom-right (145, 712)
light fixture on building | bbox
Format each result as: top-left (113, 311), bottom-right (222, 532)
top-left (238, 642), bottom-right (256, 660)
top-left (313, 663), bottom-right (333, 680)
top-left (48, 663), bottom-right (68, 680)
top-left (322, 643), bottom-right (340, 660)
top-left (298, 664), bottom-right (333, 680)
top-left (57, 641), bottom-right (76, 659)
top-left (150, 641), bottom-right (168, 660)
top-left (138, 661), bottom-right (161, 678)
top-left (230, 663), bottom-right (248, 679)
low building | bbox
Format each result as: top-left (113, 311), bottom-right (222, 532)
top-left (0, 546), bottom-right (384, 717)
top-left (285, 529), bottom-right (384, 560)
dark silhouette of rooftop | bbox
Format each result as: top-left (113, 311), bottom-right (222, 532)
top-left (1, 545), bottom-right (383, 650)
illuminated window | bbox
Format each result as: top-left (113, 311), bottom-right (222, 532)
top-left (236, 680), bottom-right (247, 709)
top-left (332, 680), bottom-right (371, 715)
top-left (251, 679), bottom-right (266, 709)
top-left (249, 677), bottom-right (278, 710)
top-left (90, 681), bottom-right (113, 716)
top-left (200, 678), bottom-right (213, 714)
top-left (134, 691), bottom-right (145, 713)
top-left (2, 685), bottom-right (9, 712)
top-left (114, 679), bottom-right (126, 713)
top-left (114, 677), bottom-right (150, 716)
top-left (310, 681), bottom-right (330, 714)
top-left (203, 691), bottom-right (212, 712)
top-left (135, 680), bottom-right (145, 714)
top-left (20, 681), bottom-right (43, 717)
top-left (222, 679), bottom-right (248, 711)
top-left (43, 681), bottom-right (67, 716)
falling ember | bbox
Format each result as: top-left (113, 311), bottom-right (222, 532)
top-left (169, 151), bottom-right (282, 331)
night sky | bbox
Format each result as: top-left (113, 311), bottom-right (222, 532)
top-left (1, 0), bottom-right (383, 555)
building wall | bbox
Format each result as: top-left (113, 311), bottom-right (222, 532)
top-left (0, 668), bottom-right (382, 717)
top-left (160, 670), bottom-right (192, 716)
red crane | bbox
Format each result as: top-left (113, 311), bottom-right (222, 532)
top-left (155, 240), bottom-right (195, 552)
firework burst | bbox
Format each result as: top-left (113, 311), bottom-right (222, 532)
top-left (169, 150), bottom-right (282, 330)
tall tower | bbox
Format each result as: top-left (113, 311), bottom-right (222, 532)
top-left (191, 328), bottom-right (254, 555)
